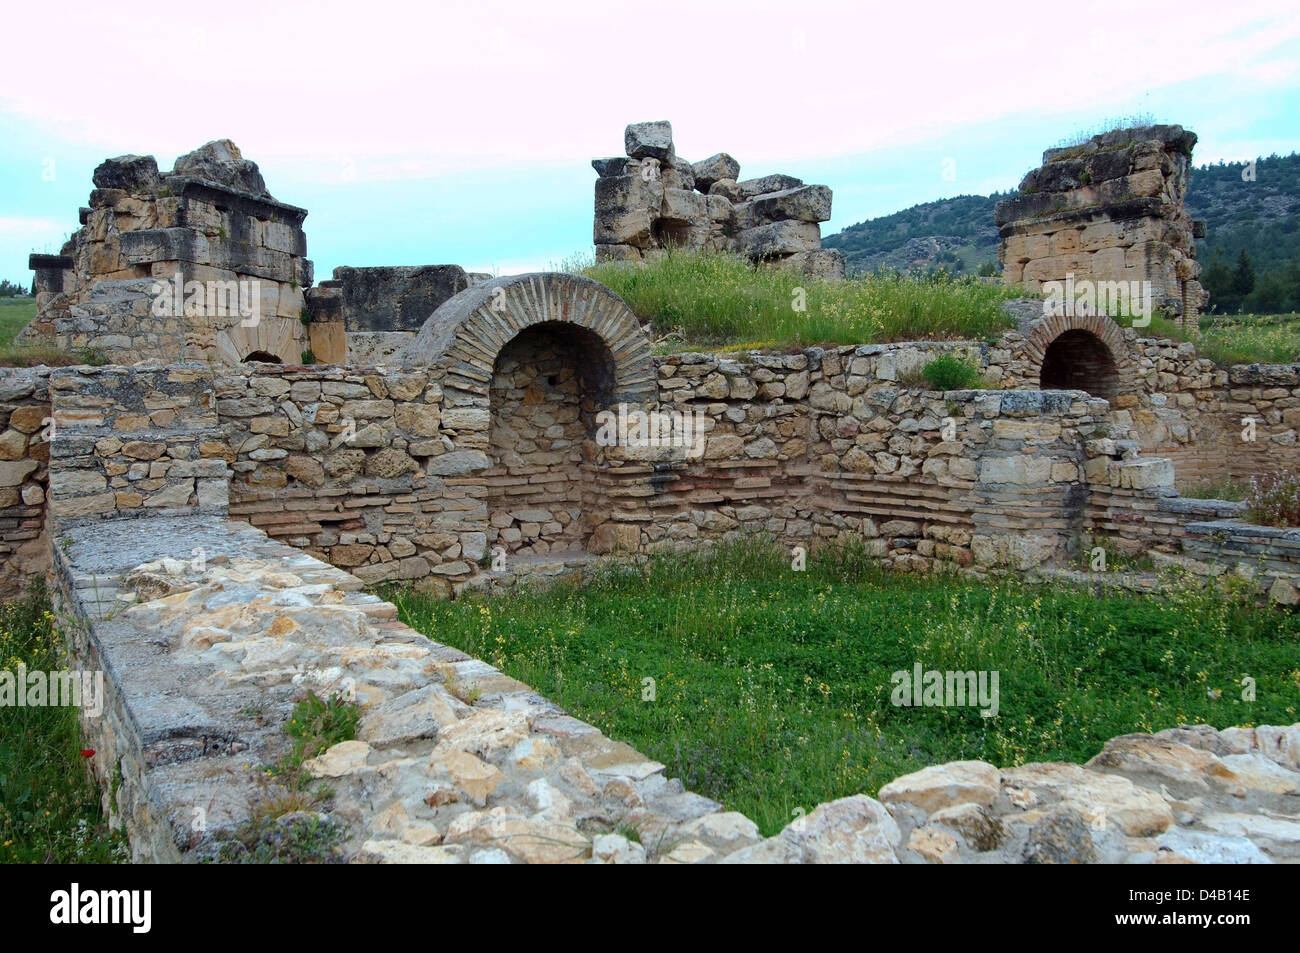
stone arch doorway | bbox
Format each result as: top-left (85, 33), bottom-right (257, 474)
top-left (404, 273), bottom-right (656, 560)
top-left (1024, 312), bottom-right (1134, 402)
top-left (487, 322), bottom-right (617, 556)
top-left (243, 349), bottom-right (282, 364)
top-left (1039, 330), bottom-right (1119, 399)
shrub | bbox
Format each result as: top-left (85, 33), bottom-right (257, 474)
top-left (278, 690), bottom-right (361, 777)
top-left (1245, 471), bottom-right (1300, 527)
top-left (921, 354), bottom-right (984, 390)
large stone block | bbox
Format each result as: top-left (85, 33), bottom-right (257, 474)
top-left (738, 220), bottom-right (820, 258)
top-left (737, 174), bottom-right (804, 199)
top-left (92, 154), bottom-right (161, 193)
top-left (624, 121), bottom-right (673, 160)
top-left (691, 153), bottom-right (740, 192)
top-left (331, 265), bottom-right (470, 333)
top-left (594, 208), bottom-right (653, 247)
top-left (595, 174), bottom-right (662, 214)
top-left (748, 185), bottom-right (832, 224)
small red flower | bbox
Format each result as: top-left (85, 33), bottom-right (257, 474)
top-left (80, 749), bottom-right (95, 758)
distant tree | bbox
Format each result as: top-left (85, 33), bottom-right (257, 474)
top-left (0, 279), bottom-right (28, 297)
top-left (1231, 250), bottom-right (1256, 303)
top-left (1248, 272), bottom-right (1289, 314)
top-left (1202, 253), bottom-right (1235, 313)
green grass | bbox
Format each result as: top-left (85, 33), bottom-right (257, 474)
top-left (0, 297), bottom-right (98, 367)
top-left (392, 541), bottom-right (1300, 836)
top-left (1146, 312), bottom-right (1300, 366)
top-left (1179, 478), bottom-right (1249, 502)
top-left (0, 583), bottom-right (127, 862)
top-left (0, 298), bottom-right (36, 347)
top-left (579, 249), bottom-right (1024, 352)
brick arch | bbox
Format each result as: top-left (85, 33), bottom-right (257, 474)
top-left (215, 318), bottom-right (303, 366)
top-left (1024, 312), bottom-right (1135, 400)
top-left (403, 273), bottom-right (656, 406)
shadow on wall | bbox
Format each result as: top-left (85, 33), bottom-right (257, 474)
top-left (487, 322), bottom-right (617, 558)
top-left (1040, 330), bottom-right (1120, 400)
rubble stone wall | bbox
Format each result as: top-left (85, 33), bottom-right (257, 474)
top-left (593, 121), bottom-right (845, 279)
top-left (0, 369), bottom-right (51, 595)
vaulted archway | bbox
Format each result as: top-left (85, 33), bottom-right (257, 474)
top-left (403, 273), bottom-right (655, 561)
top-left (1024, 312), bottom-right (1135, 402)
top-left (1040, 329), bottom-right (1120, 399)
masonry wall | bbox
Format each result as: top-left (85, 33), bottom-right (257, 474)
top-left (0, 369), bottom-right (51, 595)
top-left (18, 327), bottom-right (1300, 600)
top-left (182, 343), bottom-right (1104, 591)
top-left (23, 141), bottom-right (312, 366)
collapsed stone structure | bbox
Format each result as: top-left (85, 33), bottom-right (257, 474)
top-left (996, 124), bottom-right (1207, 326)
top-left (25, 141), bottom-right (314, 365)
top-left (592, 121), bottom-right (845, 278)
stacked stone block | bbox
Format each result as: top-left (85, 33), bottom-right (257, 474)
top-left (0, 369), bottom-right (51, 595)
top-left (24, 140), bottom-right (313, 365)
top-left (996, 124), bottom-right (1207, 325)
top-left (593, 121), bottom-right (844, 279)
top-left (306, 264), bottom-right (480, 365)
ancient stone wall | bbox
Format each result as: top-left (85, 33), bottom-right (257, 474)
top-left (46, 365), bottom-right (230, 528)
top-left (996, 125), bottom-right (1207, 325)
top-left (0, 369), bottom-right (51, 595)
top-left (23, 140), bottom-right (312, 365)
top-left (593, 121), bottom-right (844, 279)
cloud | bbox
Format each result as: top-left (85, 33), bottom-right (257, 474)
top-left (2, 0), bottom-right (1298, 177)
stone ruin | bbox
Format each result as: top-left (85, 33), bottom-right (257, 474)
top-left (995, 124), bottom-right (1207, 327)
top-left (7, 124), bottom-right (1300, 866)
top-left (305, 264), bottom-right (492, 364)
top-left (25, 140), bottom-right (315, 365)
top-left (592, 120), bottom-right (845, 279)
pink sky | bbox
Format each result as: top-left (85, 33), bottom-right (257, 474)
top-left (5, 0), bottom-right (1299, 178)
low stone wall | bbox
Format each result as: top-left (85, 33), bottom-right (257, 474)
top-left (46, 365), bottom-right (229, 529)
top-left (0, 368), bottom-right (51, 596)
top-left (52, 513), bottom-right (1300, 863)
top-left (1181, 520), bottom-right (1300, 603)
top-left (191, 345), bottom-right (1109, 588)
top-left (19, 336), bottom-right (1300, 600)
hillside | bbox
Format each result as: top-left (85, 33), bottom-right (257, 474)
top-left (821, 194), bottom-right (1008, 274)
top-left (824, 152), bottom-right (1300, 296)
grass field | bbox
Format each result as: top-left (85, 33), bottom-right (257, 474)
top-left (1146, 312), bottom-right (1300, 366)
top-left (580, 250), bottom-right (1024, 352)
top-left (577, 251), bottom-right (1300, 364)
top-left (0, 584), bottom-right (126, 862)
top-left (0, 298), bottom-right (35, 347)
top-left (392, 541), bottom-right (1300, 836)
top-left (0, 297), bottom-right (103, 367)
